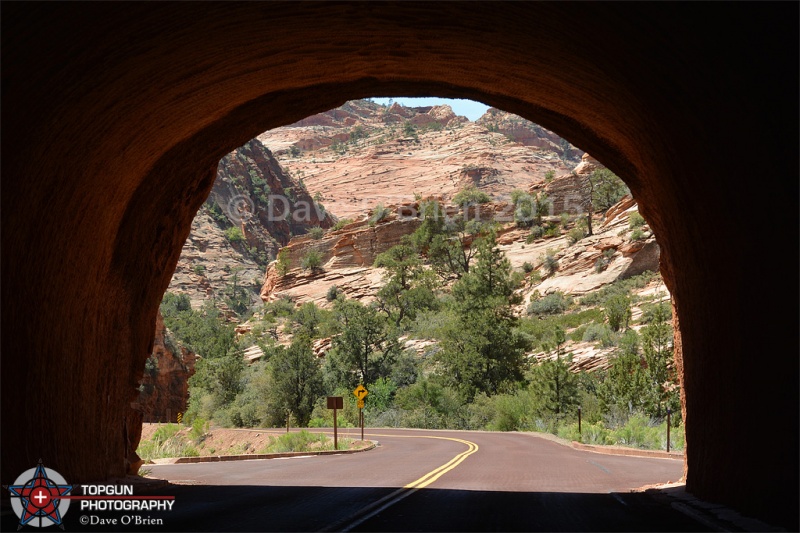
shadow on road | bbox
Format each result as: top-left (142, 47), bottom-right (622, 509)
top-left (2, 483), bottom-right (712, 532)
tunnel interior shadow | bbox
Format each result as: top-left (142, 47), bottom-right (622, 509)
top-left (1, 483), bottom-right (715, 532)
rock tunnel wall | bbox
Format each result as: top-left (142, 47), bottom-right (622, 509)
top-left (1, 3), bottom-right (797, 528)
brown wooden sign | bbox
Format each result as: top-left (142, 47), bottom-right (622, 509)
top-left (327, 396), bottom-right (343, 410)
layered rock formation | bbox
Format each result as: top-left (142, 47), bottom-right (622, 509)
top-left (167, 140), bottom-right (335, 310)
top-left (476, 107), bottom-right (583, 162)
top-left (258, 100), bottom-right (581, 221)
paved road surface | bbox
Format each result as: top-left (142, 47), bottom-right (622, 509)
top-left (3, 428), bottom-right (707, 531)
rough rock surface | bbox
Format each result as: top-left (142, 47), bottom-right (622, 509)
top-left (262, 155), bottom-right (661, 314)
top-left (167, 140), bottom-right (335, 310)
top-left (3, 4), bottom-right (795, 528)
top-left (258, 100), bottom-right (581, 221)
top-left (476, 107), bottom-right (584, 161)
top-left (133, 311), bottom-right (197, 423)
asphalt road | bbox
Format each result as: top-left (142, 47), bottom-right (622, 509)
top-left (4, 428), bottom-right (708, 532)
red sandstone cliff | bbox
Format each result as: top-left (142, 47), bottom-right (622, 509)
top-left (134, 310), bottom-right (197, 423)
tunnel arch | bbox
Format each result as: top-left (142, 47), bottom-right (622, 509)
top-left (2, 2), bottom-right (796, 528)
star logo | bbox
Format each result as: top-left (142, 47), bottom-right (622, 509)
top-left (5, 460), bottom-right (73, 529)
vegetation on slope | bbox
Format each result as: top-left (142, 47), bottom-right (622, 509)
top-left (159, 183), bottom-right (681, 451)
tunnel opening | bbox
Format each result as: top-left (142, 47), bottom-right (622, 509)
top-left (142, 96), bottom-right (680, 458)
top-left (2, 3), bottom-right (796, 530)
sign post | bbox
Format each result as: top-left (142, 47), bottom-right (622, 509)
top-left (327, 397), bottom-right (343, 450)
top-left (666, 408), bottom-right (672, 453)
top-left (353, 385), bottom-right (368, 441)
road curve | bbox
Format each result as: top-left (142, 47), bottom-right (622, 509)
top-left (14, 428), bottom-right (706, 532)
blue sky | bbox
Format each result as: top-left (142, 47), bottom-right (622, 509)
top-left (370, 97), bottom-right (491, 122)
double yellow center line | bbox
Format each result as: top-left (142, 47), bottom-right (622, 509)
top-left (396, 435), bottom-right (480, 490)
top-left (326, 433), bottom-right (479, 532)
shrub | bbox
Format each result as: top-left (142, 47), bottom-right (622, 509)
top-left (545, 170), bottom-right (556, 182)
top-left (543, 222), bottom-right (561, 238)
top-left (630, 228), bottom-right (646, 241)
top-left (604, 293), bottom-right (632, 332)
top-left (629, 211), bottom-right (646, 229)
top-left (300, 250), bottom-right (323, 272)
top-left (136, 424), bottom-right (200, 461)
top-left (527, 291), bottom-right (572, 316)
top-left (369, 204), bottom-right (390, 226)
top-left (189, 418), bottom-right (209, 441)
top-left (522, 262), bottom-right (534, 273)
top-left (326, 285), bottom-right (341, 302)
top-left (308, 226), bottom-right (324, 240)
top-left (527, 225), bottom-right (544, 243)
top-left (567, 226), bottom-right (586, 245)
top-left (594, 248), bottom-right (616, 272)
top-left (262, 430), bottom-right (329, 453)
top-left (193, 264), bottom-right (206, 276)
top-left (589, 168), bottom-right (630, 211)
top-left (594, 256), bottom-right (609, 273)
top-left (224, 226), bottom-right (245, 243)
top-left (331, 218), bottom-right (354, 231)
top-left (452, 186), bottom-right (490, 206)
top-left (541, 250), bottom-right (559, 275)
top-left (275, 249), bottom-right (290, 276)
top-left (582, 323), bottom-right (614, 346)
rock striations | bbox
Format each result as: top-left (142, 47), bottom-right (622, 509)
top-left (167, 140), bottom-right (335, 311)
top-left (258, 100), bottom-right (583, 221)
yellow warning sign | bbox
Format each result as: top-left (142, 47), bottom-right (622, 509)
top-left (353, 384), bottom-right (368, 400)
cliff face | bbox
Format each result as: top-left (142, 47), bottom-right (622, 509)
top-left (260, 155), bottom-right (660, 314)
top-left (166, 140), bottom-right (336, 310)
top-left (133, 310), bottom-right (197, 422)
top-left (257, 100), bottom-right (582, 221)
top-left (476, 107), bottom-right (584, 163)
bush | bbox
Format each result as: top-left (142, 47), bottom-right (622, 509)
top-left (193, 264), bottom-right (206, 276)
top-left (543, 222), bottom-right (561, 238)
top-left (224, 226), bottom-right (245, 243)
top-left (582, 323), bottom-right (615, 346)
top-left (326, 285), bottom-right (341, 302)
top-left (263, 295), bottom-right (296, 319)
top-left (301, 250), bottom-right (323, 272)
top-left (308, 226), bottom-right (324, 240)
top-left (541, 250), bottom-right (559, 275)
top-left (629, 211), bottom-right (646, 229)
top-left (189, 418), bottom-right (209, 441)
top-left (331, 218), bottom-right (354, 231)
top-left (369, 204), bottom-right (390, 226)
top-left (136, 425), bottom-right (200, 461)
top-left (567, 226), bottom-right (586, 245)
top-left (522, 262), bottom-right (534, 273)
top-left (275, 249), bottom-right (290, 276)
top-left (593, 248), bottom-right (616, 273)
top-left (630, 228), bottom-right (647, 241)
top-left (527, 225), bottom-right (544, 242)
top-left (452, 186), bottom-right (491, 206)
top-left (604, 293), bottom-right (631, 331)
top-left (527, 291), bottom-right (572, 316)
top-left (261, 430), bottom-right (340, 453)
